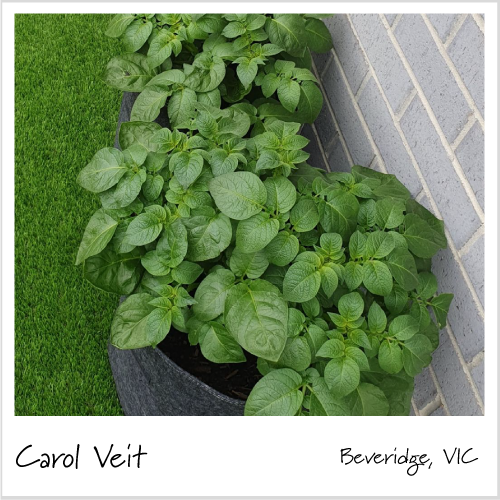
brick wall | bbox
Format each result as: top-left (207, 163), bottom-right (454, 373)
top-left (305, 13), bottom-right (485, 416)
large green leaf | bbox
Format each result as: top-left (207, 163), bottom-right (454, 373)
top-left (209, 171), bottom-right (267, 220)
top-left (265, 231), bottom-right (299, 266)
top-left (229, 247), bottom-right (269, 279)
top-left (430, 293), bottom-right (454, 328)
top-left (156, 221), bottom-right (188, 268)
top-left (402, 334), bottom-right (433, 376)
top-left (102, 54), bottom-right (154, 92)
top-left (245, 368), bottom-right (304, 416)
top-left (184, 213), bottom-right (232, 261)
top-left (236, 212), bottom-right (280, 253)
top-left (290, 198), bottom-right (319, 232)
top-left (78, 148), bottom-right (127, 193)
top-left (266, 15), bottom-right (306, 57)
top-left (283, 261), bottom-right (321, 303)
top-left (131, 85), bottom-right (171, 122)
top-left (324, 357), bottom-right (360, 397)
top-left (119, 121), bottom-right (162, 151)
top-left (125, 209), bottom-right (164, 246)
top-left (264, 176), bottom-right (297, 213)
top-left (318, 191), bottom-right (359, 241)
top-left (386, 248), bottom-right (419, 291)
top-left (170, 151), bottom-right (204, 189)
top-left (76, 209), bottom-right (119, 265)
top-left (304, 18), bottom-right (333, 53)
top-left (199, 322), bottom-right (246, 363)
top-left (378, 340), bottom-right (403, 374)
top-left (347, 382), bottom-right (390, 416)
top-left (310, 378), bottom-right (351, 416)
top-left (110, 294), bottom-right (155, 349)
top-left (105, 14), bottom-right (136, 38)
top-left (168, 87), bottom-right (197, 127)
top-left (225, 280), bottom-right (288, 361)
top-left (83, 247), bottom-right (143, 295)
top-left (276, 336), bottom-right (311, 372)
top-left (122, 19), bottom-right (153, 53)
top-left (193, 269), bottom-right (235, 321)
top-left (363, 260), bottom-right (393, 296)
top-left (404, 213), bottom-right (447, 258)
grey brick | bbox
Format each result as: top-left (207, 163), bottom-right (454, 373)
top-left (400, 96), bottom-right (481, 248)
top-left (470, 360), bottom-right (484, 403)
top-left (384, 14), bottom-right (398, 26)
top-left (432, 246), bottom-right (484, 363)
top-left (350, 14), bottom-right (413, 113)
top-left (448, 16), bottom-right (485, 116)
top-left (455, 122), bottom-right (485, 210)
top-left (312, 51), bottom-right (332, 78)
top-left (358, 78), bottom-right (421, 197)
top-left (429, 406), bottom-right (446, 416)
top-left (395, 14), bottom-right (471, 143)
top-left (427, 14), bottom-right (458, 41)
top-left (321, 57), bottom-right (374, 166)
top-left (413, 367), bottom-right (438, 409)
top-left (431, 329), bottom-right (482, 415)
top-left (301, 124), bottom-right (328, 172)
top-left (313, 98), bottom-right (338, 150)
top-left (324, 14), bottom-right (370, 94)
top-left (461, 234), bottom-right (484, 307)
top-left (326, 136), bottom-right (351, 173)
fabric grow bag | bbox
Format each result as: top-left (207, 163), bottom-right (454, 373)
top-left (108, 93), bottom-right (245, 416)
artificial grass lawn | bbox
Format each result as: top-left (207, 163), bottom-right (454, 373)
top-left (15, 14), bottom-right (124, 415)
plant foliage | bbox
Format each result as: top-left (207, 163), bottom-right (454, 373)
top-left (76, 13), bottom-right (453, 416)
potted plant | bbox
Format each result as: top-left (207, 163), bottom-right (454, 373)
top-left (76, 13), bottom-right (453, 416)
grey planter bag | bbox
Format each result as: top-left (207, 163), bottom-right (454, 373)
top-left (107, 93), bottom-right (245, 416)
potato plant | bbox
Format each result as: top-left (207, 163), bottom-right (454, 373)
top-left (76, 13), bottom-right (453, 416)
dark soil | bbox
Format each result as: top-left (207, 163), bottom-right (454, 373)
top-left (158, 328), bottom-right (262, 401)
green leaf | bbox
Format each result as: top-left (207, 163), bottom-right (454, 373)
top-left (229, 247), bottom-right (269, 279)
top-left (78, 148), bottom-right (126, 193)
top-left (290, 198), bottom-right (319, 232)
top-left (157, 220), bottom-right (188, 268)
top-left (344, 261), bottom-right (364, 291)
top-left (296, 81), bottom-right (323, 123)
top-left (277, 79), bottom-right (301, 112)
top-left (131, 84), bottom-right (171, 122)
top-left (171, 151), bottom-right (204, 189)
top-left (209, 171), bottom-right (267, 220)
top-left (287, 308), bottom-right (305, 337)
top-left (102, 53), bottom-right (156, 92)
top-left (349, 329), bottom-right (372, 350)
top-left (171, 261), bottom-right (203, 284)
top-left (146, 307), bottom-right (172, 347)
top-left (276, 336), bottom-right (312, 372)
top-left (261, 73), bottom-right (281, 97)
top-left (310, 378), bottom-right (350, 416)
top-left (402, 334), bottom-right (433, 376)
top-left (283, 261), bottom-right (321, 303)
top-left (168, 87), bottom-right (197, 127)
top-left (125, 209), bottom-right (164, 246)
top-left (404, 213), bottom-right (447, 258)
top-left (110, 294), bottom-right (155, 349)
top-left (225, 281), bottom-right (288, 361)
top-left (193, 269), bottom-right (235, 321)
top-left (76, 209), bottom-right (119, 265)
top-left (389, 314), bottom-right (419, 341)
top-left (375, 198), bottom-right (405, 229)
top-left (264, 176), bottom-right (297, 213)
top-left (265, 231), bottom-right (299, 266)
top-left (338, 291), bottom-right (364, 321)
top-left (358, 198), bottom-right (377, 227)
top-left (304, 18), bottom-right (333, 53)
top-left (320, 265), bottom-right (339, 298)
top-left (368, 301), bottom-right (387, 334)
top-left (237, 58), bottom-right (259, 87)
top-left (119, 120), bottom-right (162, 151)
top-left (105, 14), bottom-right (136, 38)
top-left (345, 345), bottom-right (370, 371)
top-left (386, 249), bottom-right (419, 291)
top-left (83, 248), bottom-right (143, 295)
top-left (316, 339), bottom-right (345, 359)
top-left (347, 382), bottom-right (390, 416)
top-left (379, 340), bottom-right (403, 374)
top-left (348, 231), bottom-right (366, 259)
top-left (266, 15), bottom-right (306, 57)
top-left (122, 19), bottom-right (153, 52)
top-left (100, 169), bottom-right (146, 209)
top-left (236, 213), bottom-right (280, 253)
top-left (184, 213), bottom-right (232, 261)
top-left (318, 191), bottom-right (359, 241)
top-left (384, 284), bottom-right (409, 315)
top-left (245, 368), bottom-right (304, 416)
top-left (365, 231), bottom-right (395, 259)
top-left (141, 250), bottom-right (171, 276)
top-left (142, 174), bottom-right (164, 201)
top-left (324, 357), bottom-right (360, 397)
top-left (430, 293), bottom-right (454, 328)
top-left (199, 322), bottom-right (246, 363)
top-left (417, 272), bottom-right (438, 300)
top-left (147, 30), bottom-right (176, 68)
top-left (363, 261), bottom-right (393, 296)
